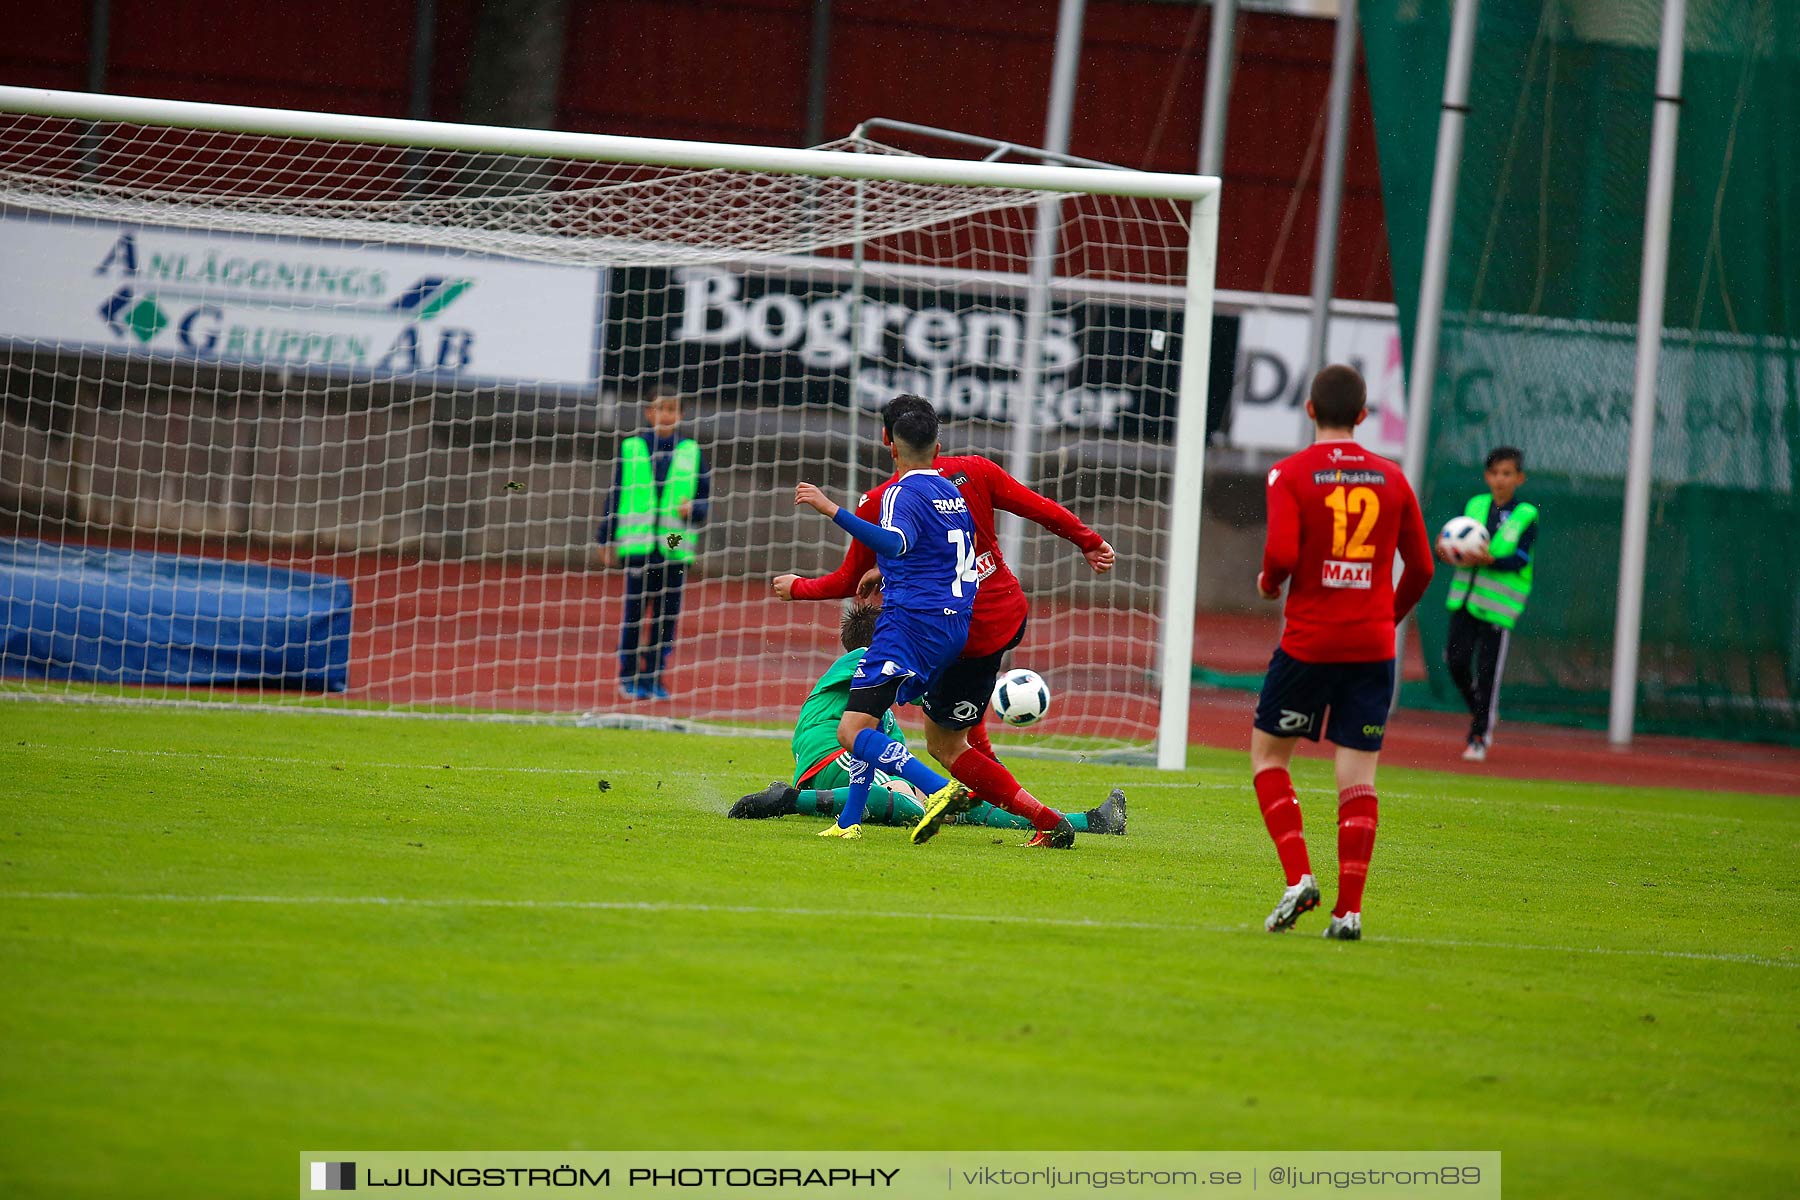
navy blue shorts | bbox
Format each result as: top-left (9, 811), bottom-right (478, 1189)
top-left (1253, 647), bottom-right (1395, 751)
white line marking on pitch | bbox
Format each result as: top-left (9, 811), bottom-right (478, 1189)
top-left (11, 744), bottom-right (1778, 819)
top-left (14, 744), bottom-right (1785, 813)
top-left (1, 890), bottom-right (1792, 971)
top-left (6, 744), bottom-right (619, 776)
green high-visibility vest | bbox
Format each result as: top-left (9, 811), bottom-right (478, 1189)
top-left (1446, 493), bottom-right (1537, 629)
top-left (615, 436), bottom-right (700, 564)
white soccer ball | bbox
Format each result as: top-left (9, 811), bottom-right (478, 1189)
top-left (1438, 515), bottom-right (1490, 564)
top-left (991, 668), bottom-right (1051, 727)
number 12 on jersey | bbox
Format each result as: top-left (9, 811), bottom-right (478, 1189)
top-left (1324, 486), bottom-right (1380, 560)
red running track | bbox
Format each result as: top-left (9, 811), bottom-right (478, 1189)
top-left (25, 543), bottom-right (1800, 797)
top-left (1183, 685), bottom-right (1800, 797)
top-left (324, 555), bottom-right (1800, 797)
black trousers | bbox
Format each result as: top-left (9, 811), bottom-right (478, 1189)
top-left (619, 554), bottom-right (688, 685)
top-left (1445, 607), bottom-right (1510, 741)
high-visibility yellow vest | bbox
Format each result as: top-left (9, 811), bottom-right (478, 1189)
top-left (615, 436), bottom-right (699, 564)
top-left (1446, 493), bottom-right (1537, 629)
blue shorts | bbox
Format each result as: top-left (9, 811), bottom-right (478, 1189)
top-left (1253, 647), bottom-right (1395, 751)
top-left (851, 606), bottom-right (972, 709)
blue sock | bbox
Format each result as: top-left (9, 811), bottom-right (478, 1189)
top-left (839, 755), bottom-right (871, 827)
top-left (851, 728), bottom-right (950, 797)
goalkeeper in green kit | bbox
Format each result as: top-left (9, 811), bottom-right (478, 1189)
top-left (729, 604), bottom-right (1126, 836)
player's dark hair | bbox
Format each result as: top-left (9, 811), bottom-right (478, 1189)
top-left (1309, 364), bottom-right (1366, 429)
top-left (881, 393), bottom-right (935, 438)
top-left (840, 604), bottom-right (880, 652)
top-left (889, 406), bottom-right (939, 458)
top-left (1486, 446), bottom-right (1525, 471)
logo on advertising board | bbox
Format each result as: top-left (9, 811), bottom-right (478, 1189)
top-left (0, 215), bottom-right (603, 389)
top-left (90, 231), bottom-right (475, 374)
top-left (665, 265), bottom-right (1177, 434)
top-left (1230, 308), bottom-right (1407, 456)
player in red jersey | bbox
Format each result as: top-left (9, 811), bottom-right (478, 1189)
top-left (773, 394), bottom-right (1118, 849)
top-left (1251, 365), bottom-right (1434, 940)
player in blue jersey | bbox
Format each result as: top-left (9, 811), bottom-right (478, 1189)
top-left (787, 403), bottom-right (982, 842)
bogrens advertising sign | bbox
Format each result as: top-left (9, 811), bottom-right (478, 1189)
top-left (623, 264), bottom-right (1187, 438)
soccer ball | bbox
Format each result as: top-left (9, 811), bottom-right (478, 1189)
top-left (991, 668), bottom-right (1051, 727)
top-left (1438, 515), bottom-right (1490, 565)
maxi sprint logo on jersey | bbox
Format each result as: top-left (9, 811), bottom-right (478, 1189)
top-left (1321, 559), bottom-right (1374, 589)
top-left (0, 217), bottom-right (603, 389)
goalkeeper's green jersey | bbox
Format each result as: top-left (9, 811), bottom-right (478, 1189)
top-left (790, 649), bottom-right (904, 786)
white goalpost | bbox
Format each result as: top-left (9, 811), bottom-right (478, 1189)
top-left (0, 87), bottom-right (1218, 769)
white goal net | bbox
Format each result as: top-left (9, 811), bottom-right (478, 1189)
top-left (0, 90), bottom-right (1217, 764)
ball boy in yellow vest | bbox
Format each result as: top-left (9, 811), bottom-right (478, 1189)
top-left (596, 389), bottom-right (710, 700)
top-left (1438, 446), bottom-right (1538, 762)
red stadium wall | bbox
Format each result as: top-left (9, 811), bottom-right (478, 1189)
top-left (0, 0), bottom-right (1390, 302)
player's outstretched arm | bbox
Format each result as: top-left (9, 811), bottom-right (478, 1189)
top-left (776, 485), bottom-right (846, 601)
top-left (982, 458), bottom-right (1109, 565)
top-left (791, 495), bottom-right (881, 602)
top-left (778, 492), bottom-right (886, 603)
top-left (830, 505), bottom-right (906, 558)
top-left (795, 480), bottom-right (907, 557)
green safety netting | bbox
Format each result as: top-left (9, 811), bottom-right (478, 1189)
top-left (1363, 0), bottom-right (1800, 743)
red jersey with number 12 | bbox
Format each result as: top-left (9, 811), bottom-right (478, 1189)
top-left (793, 454), bottom-right (1105, 658)
top-left (1260, 440), bottom-right (1434, 663)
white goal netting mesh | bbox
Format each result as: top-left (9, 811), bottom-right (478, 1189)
top-left (0, 108), bottom-right (1200, 755)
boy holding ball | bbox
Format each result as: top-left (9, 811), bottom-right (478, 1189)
top-left (1440, 447), bottom-right (1539, 762)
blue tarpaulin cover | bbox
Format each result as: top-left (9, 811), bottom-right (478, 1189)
top-left (0, 537), bottom-right (352, 692)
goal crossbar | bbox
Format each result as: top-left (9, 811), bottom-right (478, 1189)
top-left (0, 87), bottom-right (1219, 203)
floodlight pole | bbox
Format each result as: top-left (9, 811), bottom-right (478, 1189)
top-left (804, 0), bottom-right (833, 148)
top-left (1198, 0), bottom-right (1239, 180)
top-left (1391, 0), bottom-right (1480, 715)
top-left (1302, 0), bottom-right (1359, 388)
top-left (78, 0), bottom-right (111, 180)
top-left (1001, 0), bottom-right (1085, 569)
top-left (1609, 0), bottom-right (1687, 747)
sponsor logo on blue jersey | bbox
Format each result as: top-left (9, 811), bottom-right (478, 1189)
top-left (877, 473), bottom-right (978, 615)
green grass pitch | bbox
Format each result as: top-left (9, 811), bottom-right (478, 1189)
top-left (2, 705), bottom-right (1795, 1198)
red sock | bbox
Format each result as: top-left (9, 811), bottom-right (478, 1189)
top-left (1253, 768), bottom-right (1311, 886)
top-left (966, 720), bottom-right (1001, 765)
top-left (950, 747), bottom-right (1062, 831)
top-left (1335, 785), bottom-right (1379, 917)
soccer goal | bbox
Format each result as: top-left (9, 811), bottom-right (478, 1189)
top-left (0, 87), bottom-right (1218, 769)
